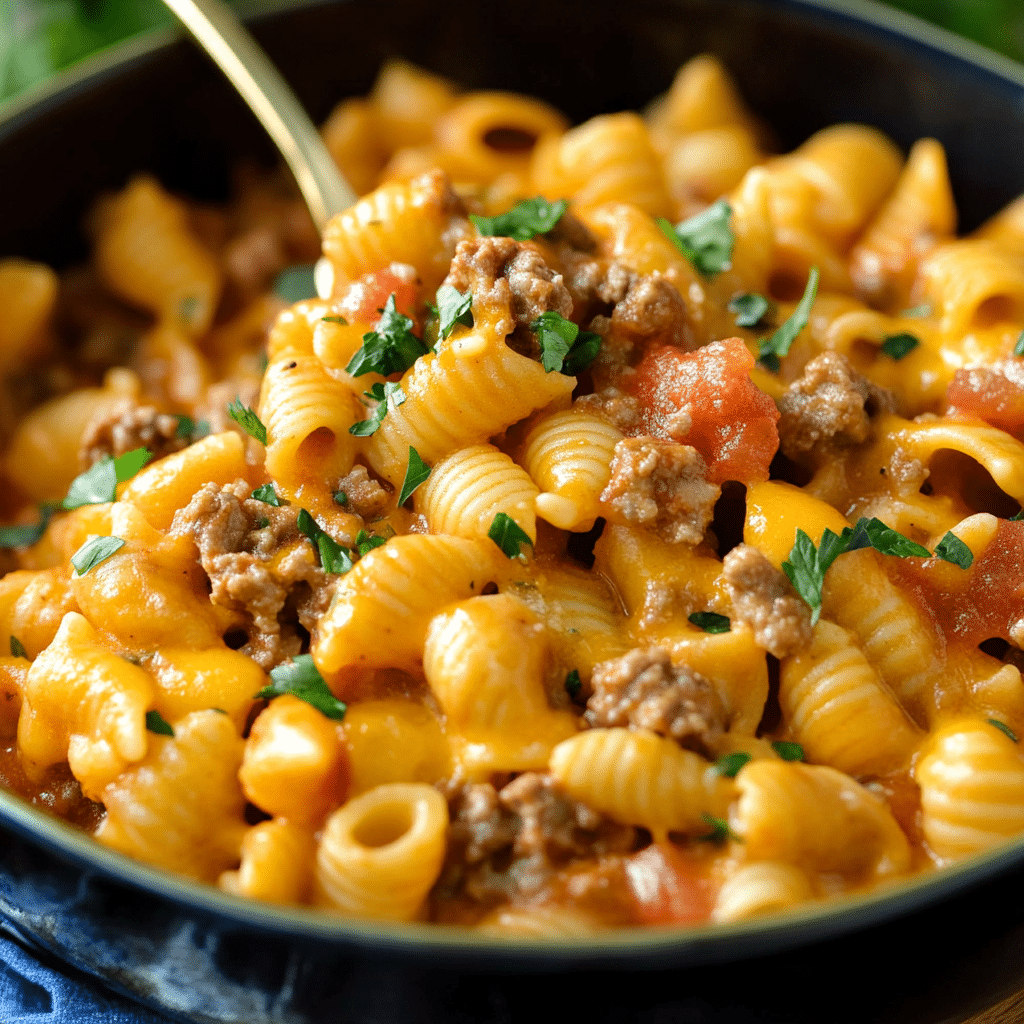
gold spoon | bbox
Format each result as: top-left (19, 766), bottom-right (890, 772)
top-left (161, 0), bottom-right (357, 235)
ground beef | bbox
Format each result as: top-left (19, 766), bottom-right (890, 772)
top-left (170, 480), bottom-right (336, 669)
top-left (585, 647), bottom-right (726, 753)
top-left (574, 386), bottom-right (642, 433)
top-left (442, 237), bottom-right (572, 354)
top-left (223, 225), bottom-right (287, 298)
top-left (601, 437), bottom-right (720, 544)
top-left (723, 543), bottom-right (812, 658)
top-left (334, 464), bottom-right (391, 521)
top-left (776, 352), bottom-right (894, 459)
top-left (611, 274), bottom-right (692, 349)
top-left (79, 398), bottom-right (187, 468)
top-left (545, 209), bottom-right (599, 254)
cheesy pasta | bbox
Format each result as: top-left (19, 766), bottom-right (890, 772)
top-left (3, 54), bottom-right (1024, 933)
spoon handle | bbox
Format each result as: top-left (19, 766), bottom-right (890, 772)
top-left (163, 0), bottom-right (357, 231)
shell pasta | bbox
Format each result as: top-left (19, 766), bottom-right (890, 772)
top-left (4, 53), bottom-right (1024, 935)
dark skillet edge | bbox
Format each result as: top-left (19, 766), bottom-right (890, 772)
top-left (3, 0), bottom-right (1024, 1019)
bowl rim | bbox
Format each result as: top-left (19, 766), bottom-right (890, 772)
top-left (3, 0), bottom-right (1024, 969)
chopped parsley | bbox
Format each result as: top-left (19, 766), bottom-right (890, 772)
top-left (988, 719), bottom-right (1019, 743)
top-left (436, 285), bottom-right (474, 340)
top-left (256, 653), bottom-right (347, 720)
top-left (657, 199), bottom-right (734, 278)
top-left (349, 381), bottom-right (407, 437)
top-left (63, 447), bottom-right (152, 510)
top-left (564, 669), bottom-right (582, 699)
top-left (934, 531), bottom-right (973, 569)
top-left (175, 416), bottom-right (210, 442)
top-left (255, 516), bottom-right (270, 529)
top-left (333, 490), bottom-right (348, 506)
top-left (0, 503), bottom-right (58, 549)
top-left (251, 483), bottom-right (281, 506)
top-left (470, 197), bottom-right (567, 241)
top-left (530, 311), bottom-right (602, 375)
top-left (488, 513), bottom-right (533, 560)
top-left (321, 315), bottom-right (348, 326)
top-left (880, 332), bottom-right (920, 360)
top-left (1015, 330), bottom-right (1024, 358)
top-left (782, 516), bottom-right (942, 625)
top-left (355, 530), bottom-right (386, 557)
top-left (273, 264), bottom-right (317, 303)
top-left (771, 741), bottom-right (804, 761)
top-left (145, 710), bottom-right (175, 737)
top-left (699, 813), bottom-right (739, 843)
top-left (9, 636), bottom-right (26, 659)
top-left (758, 266), bottom-right (819, 372)
top-left (345, 294), bottom-right (430, 377)
top-left (715, 752), bottom-right (751, 778)
top-left (728, 292), bottom-right (776, 329)
top-left (227, 399), bottom-right (267, 444)
top-left (398, 446), bottom-right (431, 505)
top-left (688, 611), bottom-right (731, 634)
top-left (70, 536), bottom-right (125, 576)
top-left (296, 509), bottom-right (353, 574)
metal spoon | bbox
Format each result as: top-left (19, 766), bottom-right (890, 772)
top-left (162, 0), bottom-right (357, 233)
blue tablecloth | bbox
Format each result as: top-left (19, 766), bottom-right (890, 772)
top-left (0, 921), bottom-right (174, 1024)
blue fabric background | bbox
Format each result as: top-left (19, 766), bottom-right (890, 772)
top-left (0, 921), bottom-right (175, 1024)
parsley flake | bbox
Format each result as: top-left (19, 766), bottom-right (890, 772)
top-left (728, 292), bottom-right (776, 329)
top-left (470, 197), bottom-right (567, 241)
top-left (758, 267), bottom-right (819, 372)
top-left (488, 513), bottom-right (533, 559)
top-left (700, 813), bottom-right (739, 843)
top-left (772, 741), bottom-right (804, 761)
top-left (436, 285), bottom-right (474, 340)
top-left (530, 311), bottom-right (602, 375)
top-left (321, 315), bottom-right (348, 325)
top-left (657, 199), bottom-right (735, 278)
top-left (0, 503), bottom-right (58, 549)
top-left (988, 719), bottom-right (1019, 743)
top-left (688, 611), bottom-right (731, 634)
top-left (63, 448), bottom-right (152, 510)
top-left (251, 483), bottom-right (281, 506)
top-left (71, 536), bottom-right (125, 576)
top-left (564, 669), bottom-right (582, 699)
top-left (9, 636), bottom-right (26, 659)
top-left (355, 529), bottom-right (386, 557)
top-left (715, 752), bottom-right (751, 778)
top-left (345, 294), bottom-right (430, 377)
top-left (398, 446), bottom-right (431, 505)
top-left (318, 533), bottom-right (354, 575)
top-left (333, 490), bottom-right (348, 506)
top-left (227, 399), bottom-right (267, 444)
top-left (257, 653), bottom-right (347, 720)
top-left (934, 531), bottom-right (973, 569)
top-left (880, 332), bottom-right (920, 360)
top-left (1015, 331), bottom-right (1024, 358)
top-left (349, 381), bottom-right (407, 437)
top-left (145, 710), bottom-right (175, 737)
top-left (255, 517), bottom-right (270, 529)
top-left (175, 416), bottom-right (210, 442)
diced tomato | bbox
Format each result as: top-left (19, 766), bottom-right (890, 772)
top-left (338, 265), bottom-right (420, 328)
top-left (625, 339), bottom-right (780, 485)
top-left (947, 364), bottom-right (1024, 439)
top-left (624, 844), bottom-right (714, 926)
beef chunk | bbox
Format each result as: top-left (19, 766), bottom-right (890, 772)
top-left (777, 352), bottom-right (894, 459)
top-left (574, 386), bottom-right (642, 433)
top-left (601, 437), bottom-right (720, 544)
top-left (170, 481), bottom-right (336, 669)
top-left (334, 465), bottom-right (391, 521)
top-left (79, 398), bottom-right (187, 468)
top-left (723, 543), bottom-right (812, 657)
top-left (611, 274), bottom-right (691, 348)
top-left (585, 647), bottom-right (726, 753)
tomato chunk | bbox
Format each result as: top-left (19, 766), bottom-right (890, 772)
top-left (624, 844), bottom-right (714, 926)
top-left (339, 264), bottom-right (420, 327)
top-left (947, 363), bottom-right (1024, 439)
top-left (626, 338), bottom-right (780, 484)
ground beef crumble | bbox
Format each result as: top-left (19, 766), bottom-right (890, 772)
top-left (585, 647), bottom-right (726, 754)
top-left (79, 398), bottom-right (187, 468)
top-left (601, 437), bottom-right (721, 544)
top-left (777, 352), bottom-right (894, 460)
top-left (334, 464), bottom-right (391, 520)
top-left (723, 543), bottom-right (812, 658)
top-left (170, 480), bottom-right (336, 669)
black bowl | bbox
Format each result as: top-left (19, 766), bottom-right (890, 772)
top-left (3, 1), bottom-right (1024, 1021)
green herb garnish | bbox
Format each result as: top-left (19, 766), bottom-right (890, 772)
top-left (470, 197), bottom-right (567, 241)
top-left (321, 315), bottom-right (348, 326)
top-left (63, 447), bottom-right (152, 510)
top-left (758, 266), bottom-right (819, 372)
top-left (251, 483), bottom-right (281, 507)
top-left (436, 285), bottom-right (474, 340)
top-left (9, 636), bottom-right (26, 659)
top-left (488, 513), bottom-right (533, 560)
top-left (145, 710), bottom-right (175, 737)
top-left (700, 813), bottom-right (740, 843)
top-left (564, 669), bottom-right (582, 698)
top-left (657, 199), bottom-right (734, 278)
top-left (256, 653), bottom-right (347, 720)
top-left (1015, 330), bottom-right (1024, 358)
top-left (345, 294), bottom-right (430, 377)
top-left (988, 719), bottom-right (1019, 743)
top-left (333, 490), bottom-right (348, 506)
top-left (688, 611), bottom-right (731, 634)
top-left (530, 310), bottom-right (602, 375)
top-left (227, 399), bottom-right (267, 444)
top-left (934, 531), bottom-right (973, 569)
top-left (318, 533), bottom-right (354, 575)
top-left (728, 292), bottom-right (776, 329)
top-left (349, 381), bottom-right (407, 437)
top-left (715, 752), bottom-right (751, 778)
top-left (70, 536), bottom-right (125, 576)
top-left (175, 416), bottom-right (210, 442)
top-left (355, 529), bottom-right (386, 557)
top-left (398, 446), bottom-right (431, 505)
top-left (880, 332), bottom-right (920, 360)
top-left (771, 741), bottom-right (804, 761)
top-left (0, 504), bottom-right (58, 549)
